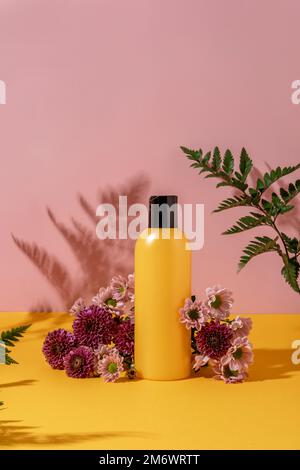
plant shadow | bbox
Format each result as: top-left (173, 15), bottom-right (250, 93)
top-left (0, 380), bottom-right (37, 389)
top-left (12, 174), bottom-right (151, 315)
top-left (248, 348), bottom-right (299, 382)
top-left (0, 420), bottom-right (156, 448)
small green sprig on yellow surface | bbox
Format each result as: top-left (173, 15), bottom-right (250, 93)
top-left (1, 324), bottom-right (31, 365)
top-left (0, 324), bottom-right (30, 408)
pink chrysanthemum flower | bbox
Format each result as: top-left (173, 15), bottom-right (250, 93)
top-left (205, 285), bottom-right (233, 320)
top-left (73, 305), bottom-right (117, 349)
top-left (212, 360), bottom-right (248, 384)
top-left (98, 351), bottom-right (124, 382)
top-left (42, 329), bottom-right (77, 369)
top-left (94, 344), bottom-right (119, 373)
top-left (69, 298), bottom-right (86, 316)
top-left (111, 275), bottom-right (127, 301)
top-left (230, 316), bottom-right (252, 339)
top-left (64, 346), bottom-right (96, 378)
top-left (95, 344), bottom-right (115, 361)
top-left (221, 336), bottom-right (253, 371)
top-left (118, 299), bottom-right (135, 323)
top-left (127, 273), bottom-right (134, 300)
top-left (192, 354), bottom-right (209, 372)
top-left (92, 287), bottom-right (118, 310)
top-left (196, 321), bottom-right (233, 360)
top-left (179, 298), bottom-right (209, 330)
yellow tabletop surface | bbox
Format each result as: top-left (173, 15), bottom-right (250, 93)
top-left (0, 312), bottom-right (300, 450)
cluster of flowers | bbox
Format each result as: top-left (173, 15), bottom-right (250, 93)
top-left (42, 274), bottom-right (135, 382)
top-left (43, 275), bottom-right (253, 384)
top-left (180, 286), bottom-right (253, 383)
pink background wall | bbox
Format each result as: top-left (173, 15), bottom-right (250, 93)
top-left (0, 0), bottom-right (300, 313)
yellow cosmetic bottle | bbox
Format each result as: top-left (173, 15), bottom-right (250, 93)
top-left (135, 195), bottom-right (191, 380)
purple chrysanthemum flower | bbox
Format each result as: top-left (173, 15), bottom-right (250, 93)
top-left (73, 305), bottom-right (117, 349)
top-left (196, 321), bottom-right (233, 360)
top-left (42, 329), bottom-right (77, 369)
top-left (64, 346), bottom-right (96, 378)
top-left (114, 320), bottom-right (134, 356)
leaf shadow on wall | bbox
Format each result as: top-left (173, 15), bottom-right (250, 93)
top-left (12, 174), bottom-right (151, 315)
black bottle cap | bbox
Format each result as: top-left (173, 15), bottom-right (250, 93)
top-left (148, 195), bottom-right (178, 228)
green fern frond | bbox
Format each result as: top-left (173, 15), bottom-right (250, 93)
top-left (211, 147), bottom-right (222, 170)
top-left (250, 165), bottom-right (300, 194)
top-left (281, 233), bottom-right (299, 254)
top-left (180, 146), bottom-right (201, 162)
top-left (239, 148), bottom-right (253, 182)
top-left (279, 180), bottom-right (300, 204)
top-left (260, 192), bottom-right (294, 217)
top-left (223, 214), bottom-right (269, 235)
top-left (181, 146), bottom-right (248, 191)
top-left (213, 195), bottom-right (252, 212)
top-left (1, 325), bottom-right (30, 365)
top-left (281, 259), bottom-right (300, 293)
top-left (222, 149), bottom-right (234, 175)
top-left (1, 325), bottom-right (30, 347)
top-left (182, 144), bottom-right (300, 293)
top-left (5, 354), bottom-right (18, 365)
top-left (238, 236), bottom-right (279, 271)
